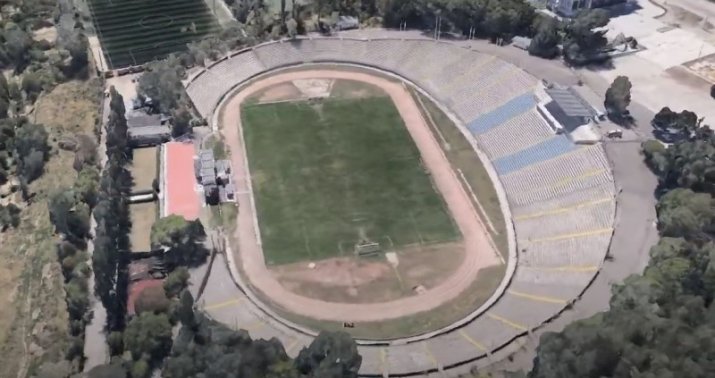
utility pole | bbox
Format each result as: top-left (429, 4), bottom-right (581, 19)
top-left (434, 14), bottom-right (442, 40)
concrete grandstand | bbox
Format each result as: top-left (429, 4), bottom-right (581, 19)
top-left (184, 37), bottom-right (617, 376)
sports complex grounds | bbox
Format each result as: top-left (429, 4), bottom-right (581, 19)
top-left (87, 0), bottom-right (220, 68)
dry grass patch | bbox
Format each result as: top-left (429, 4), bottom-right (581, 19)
top-left (270, 242), bottom-right (464, 304)
top-left (273, 264), bottom-right (506, 340)
top-left (130, 147), bottom-right (158, 191)
top-left (410, 89), bottom-right (509, 259)
top-left (130, 202), bottom-right (157, 252)
top-left (0, 79), bottom-right (101, 376)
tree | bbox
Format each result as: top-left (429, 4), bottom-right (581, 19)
top-left (135, 285), bottom-right (172, 315)
top-left (151, 215), bottom-right (209, 267)
top-left (34, 360), bottom-right (72, 378)
top-left (14, 121), bottom-right (49, 182)
top-left (106, 87), bottom-right (130, 164)
top-left (170, 105), bottom-right (192, 137)
top-left (281, 0), bottom-right (287, 28)
top-left (0, 73), bottom-right (9, 102)
top-left (86, 360), bottom-right (128, 378)
top-left (529, 18), bottom-right (559, 59)
top-left (295, 331), bottom-right (362, 378)
top-left (530, 112), bottom-right (715, 378)
top-left (562, 9), bottom-right (610, 64)
top-left (0, 97), bottom-right (9, 119)
top-left (652, 107), bottom-right (700, 142)
top-left (130, 358), bottom-right (151, 378)
top-left (286, 18), bottom-right (299, 38)
top-left (176, 290), bottom-right (196, 328)
top-left (164, 313), bottom-right (300, 378)
top-left (48, 189), bottom-right (90, 241)
top-left (163, 267), bottom-right (190, 297)
top-left (647, 128), bottom-right (715, 194)
top-left (107, 331), bottom-right (125, 356)
top-left (656, 188), bottom-right (715, 240)
top-left (138, 56), bottom-right (186, 114)
top-left (21, 72), bottom-right (43, 102)
top-left (0, 203), bottom-right (21, 230)
top-left (123, 312), bottom-right (173, 362)
top-left (2, 25), bottom-right (32, 71)
top-left (64, 30), bottom-right (89, 77)
top-left (65, 276), bottom-right (89, 320)
top-left (74, 165), bottom-right (100, 207)
top-left (604, 76), bottom-right (632, 118)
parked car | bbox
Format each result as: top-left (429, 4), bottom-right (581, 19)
top-left (606, 129), bottom-right (623, 139)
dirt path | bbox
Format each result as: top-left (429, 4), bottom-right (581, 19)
top-left (221, 70), bottom-right (501, 322)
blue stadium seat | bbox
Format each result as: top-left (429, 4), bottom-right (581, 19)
top-left (493, 135), bottom-right (576, 175)
top-left (466, 93), bottom-right (536, 135)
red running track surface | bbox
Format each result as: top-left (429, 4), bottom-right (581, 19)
top-left (165, 142), bottom-right (200, 220)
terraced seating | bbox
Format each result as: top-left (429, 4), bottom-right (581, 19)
top-left (210, 51), bottom-right (265, 86)
top-left (467, 69), bottom-right (537, 116)
top-left (493, 135), bottom-right (576, 175)
top-left (512, 265), bottom-right (596, 288)
top-left (489, 293), bottom-right (564, 329)
top-left (510, 186), bottom-right (614, 218)
top-left (254, 41), bottom-right (304, 68)
top-left (465, 93), bottom-right (537, 135)
top-left (499, 144), bottom-right (613, 205)
top-left (516, 233), bottom-right (613, 267)
top-left (186, 70), bottom-right (233, 117)
top-left (362, 39), bottom-right (417, 71)
top-left (476, 109), bottom-right (554, 159)
top-left (461, 315), bottom-right (523, 351)
top-left (512, 171), bottom-right (613, 207)
top-left (515, 200), bottom-right (614, 241)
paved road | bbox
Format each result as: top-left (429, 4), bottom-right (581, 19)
top-left (82, 94), bottom-right (110, 371)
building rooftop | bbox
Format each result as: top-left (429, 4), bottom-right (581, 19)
top-left (199, 149), bottom-right (214, 161)
top-left (127, 125), bottom-right (171, 138)
top-left (545, 87), bottom-right (596, 118)
top-left (216, 160), bottom-right (231, 174)
top-left (127, 113), bottom-right (164, 128)
top-left (200, 159), bottom-right (215, 170)
top-left (201, 174), bottom-right (217, 186)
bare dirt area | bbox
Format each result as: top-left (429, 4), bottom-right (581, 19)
top-left (32, 26), bottom-right (57, 43)
top-left (252, 82), bottom-right (304, 103)
top-left (276, 264), bottom-right (507, 340)
top-left (221, 69), bottom-right (504, 322)
top-left (270, 242), bottom-right (463, 304)
top-left (329, 79), bottom-right (387, 99)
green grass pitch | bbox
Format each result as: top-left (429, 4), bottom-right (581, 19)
top-left (241, 97), bottom-right (460, 265)
top-left (87, 0), bottom-right (220, 68)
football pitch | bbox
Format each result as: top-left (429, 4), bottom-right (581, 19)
top-left (241, 97), bottom-right (460, 265)
top-left (87, 0), bottom-right (220, 68)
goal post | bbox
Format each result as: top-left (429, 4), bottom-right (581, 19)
top-left (354, 241), bottom-right (381, 256)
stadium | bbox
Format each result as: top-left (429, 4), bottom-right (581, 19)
top-left (182, 37), bottom-right (617, 376)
